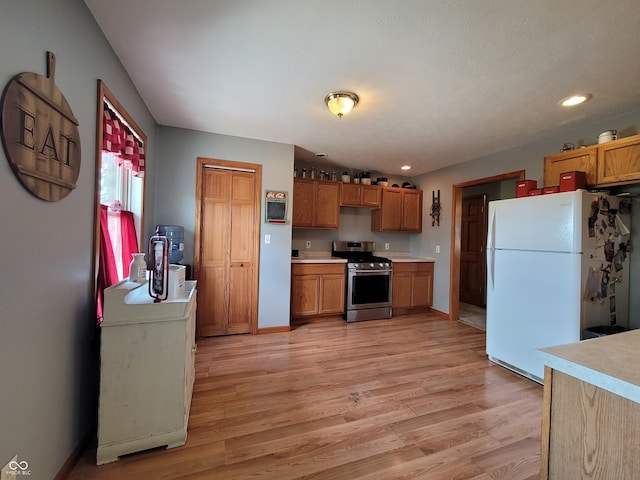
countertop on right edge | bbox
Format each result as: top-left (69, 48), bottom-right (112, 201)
top-left (538, 329), bottom-right (640, 403)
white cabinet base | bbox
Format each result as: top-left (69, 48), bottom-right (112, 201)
top-left (97, 427), bottom-right (187, 465)
top-left (97, 280), bottom-right (197, 465)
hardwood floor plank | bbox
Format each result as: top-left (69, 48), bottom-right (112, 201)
top-left (68, 313), bottom-right (543, 479)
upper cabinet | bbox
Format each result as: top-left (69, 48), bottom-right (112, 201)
top-left (371, 187), bottom-right (423, 232)
top-left (340, 183), bottom-right (381, 208)
top-left (596, 134), bottom-right (640, 186)
top-left (292, 178), bottom-right (340, 229)
top-left (543, 134), bottom-right (640, 188)
top-left (543, 147), bottom-right (597, 187)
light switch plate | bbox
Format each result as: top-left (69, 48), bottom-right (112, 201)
top-left (264, 234), bottom-right (271, 244)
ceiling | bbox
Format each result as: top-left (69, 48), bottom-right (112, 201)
top-left (84, 0), bottom-right (640, 177)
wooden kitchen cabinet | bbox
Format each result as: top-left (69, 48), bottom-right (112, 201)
top-left (292, 178), bottom-right (340, 228)
top-left (596, 133), bottom-right (640, 186)
top-left (543, 146), bottom-right (597, 187)
top-left (371, 187), bottom-right (423, 232)
top-left (97, 280), bottom-right (197, 464)
top-left (340, 183), bottom-right (382, 208)
top-left (392, 262), bottom-right (433, 314)
top-left (291, 263), bottom-right (345, 319)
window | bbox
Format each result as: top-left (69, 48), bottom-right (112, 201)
top-left (94, 81), bottom-right (147, 323)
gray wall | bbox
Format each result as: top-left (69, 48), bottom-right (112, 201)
top-left (0, 1), bottom-right (157, 478)
top-left (155, 126), bottom-right (294, 329)
top-left (411, 108), bottom-right (640, 316)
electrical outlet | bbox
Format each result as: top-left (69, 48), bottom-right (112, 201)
top-left (435, 245), bottom-right (440, 253)
top-left (264, 234), bottom-right (271, 244)
top-left (384, 243), bottom-right (389, 250)
top-left (306, 241), bottom-right (312, 249)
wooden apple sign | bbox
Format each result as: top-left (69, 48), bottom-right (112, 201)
top-left (1, 52), bottom-right (81, 201)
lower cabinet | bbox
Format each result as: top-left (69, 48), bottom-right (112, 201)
top-left (540, 367), bottom-right (640, 479)
top-left (97, 280), bottom-right (197, 465)
top-left (392, 262), bottom-right (433, 314)
top-left (291, 263), bottom-right (345, 319)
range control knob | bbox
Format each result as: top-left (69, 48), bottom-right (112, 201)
top-left (354, 263), bottom-right (359, 268)
top-left (369, 263), bottom-right (374, 268)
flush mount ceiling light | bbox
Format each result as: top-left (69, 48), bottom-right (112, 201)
top-left (559, 93), bottom-right (592, 107)
top-left (324, 91), bottom-right (359, 118)
top-left (401, 165), bottom-right (412, 171)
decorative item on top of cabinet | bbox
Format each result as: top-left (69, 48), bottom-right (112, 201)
top-left (340, 183), bottom-right (382, 208)
top-left (596, 133), bottom-right (640, 186)
top-left (543, 145), bottom-right (597, 188)
top-left (291, 263), bottom-right (345, 320)
top-left (392, 262), bottom-right (433, 315)
top-left (292, 178), bottom-right (340, 229)
top-left (371, 186), bottom-right (423, 232)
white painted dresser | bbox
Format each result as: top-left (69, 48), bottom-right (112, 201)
top-left (97, 280), bottom-right (197, 465)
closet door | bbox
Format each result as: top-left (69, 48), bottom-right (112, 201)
top-left (196, 160), bottom-right (260, 336)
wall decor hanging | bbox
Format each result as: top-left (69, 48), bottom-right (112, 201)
top-left (265, 190), bottom-right (287, 224)
top-left (0, 51), bottom-right (81, 201)
top-left (430, 189), bottom-right (441, 226)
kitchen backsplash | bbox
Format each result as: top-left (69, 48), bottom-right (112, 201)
top-left (291, 208), bottom-right (412, 253)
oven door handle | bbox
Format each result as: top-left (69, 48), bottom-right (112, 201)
top-left (348, 270), bottom-right (392, 275)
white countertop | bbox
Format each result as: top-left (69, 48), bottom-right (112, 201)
top-left (290, 252), bottom-right (434, 263)
top-left (538, 329), bottom-right (640, 403)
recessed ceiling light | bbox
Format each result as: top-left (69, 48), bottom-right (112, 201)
top-left (401, 165), bottom-right (411, 170)
top-left (559, 93), bottom-right (592, 107)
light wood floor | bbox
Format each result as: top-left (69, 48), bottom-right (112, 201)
top-left (69, 313), bottom-right (543, 479)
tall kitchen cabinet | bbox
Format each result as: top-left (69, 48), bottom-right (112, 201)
top-left (371, 187), bottom-right (423, 232)
top-left (97, 280), bottom-right (197, 465)
top-left (292, 178), bottom-right (340, 228)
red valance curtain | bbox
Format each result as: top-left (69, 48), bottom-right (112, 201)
top-left (102, 103), bottom-right (145, 176)
top-left (96, 204), bottom-right (140, 324)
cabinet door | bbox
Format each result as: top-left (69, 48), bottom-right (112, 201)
top-left (292, 179), bottom-right (315, 227)
top-left (402, 190), bottom-right (423, 232)
top-left (291, 274), bottom-right (319, 316)
top-left (361, 185), bottom-right (381, 207)
top-left (543, 147), bottom-right (597, 187)
top-left (596, 135), bottom-right (640, 186)
top-left (319, 274), bottom-right (345, 314)
top-left (412, 264), bottom-right (434, 307)
top-left (315, 182), bottom-right (340, 228)
top-left (392, 271), bottom-right (412, 308)
top-left (376, 188), bottom-right (402, 231)
top-left (340, 183), bottom-right (361, 206)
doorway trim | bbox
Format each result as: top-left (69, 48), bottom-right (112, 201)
top-left (449, 170), bottom-right (525, 321)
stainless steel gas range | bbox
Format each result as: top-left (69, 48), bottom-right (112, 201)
top-left (332, 241), bottom-right (392, 322)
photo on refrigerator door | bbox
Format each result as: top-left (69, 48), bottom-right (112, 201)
top-left (582, 196), bottom-right (631, 328)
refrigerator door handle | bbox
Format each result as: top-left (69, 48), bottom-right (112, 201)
top-left (487, 209), bottom-right (496, 289)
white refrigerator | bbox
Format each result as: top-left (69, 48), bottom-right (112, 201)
top-left (486, 190), bottom-right (631, 383)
